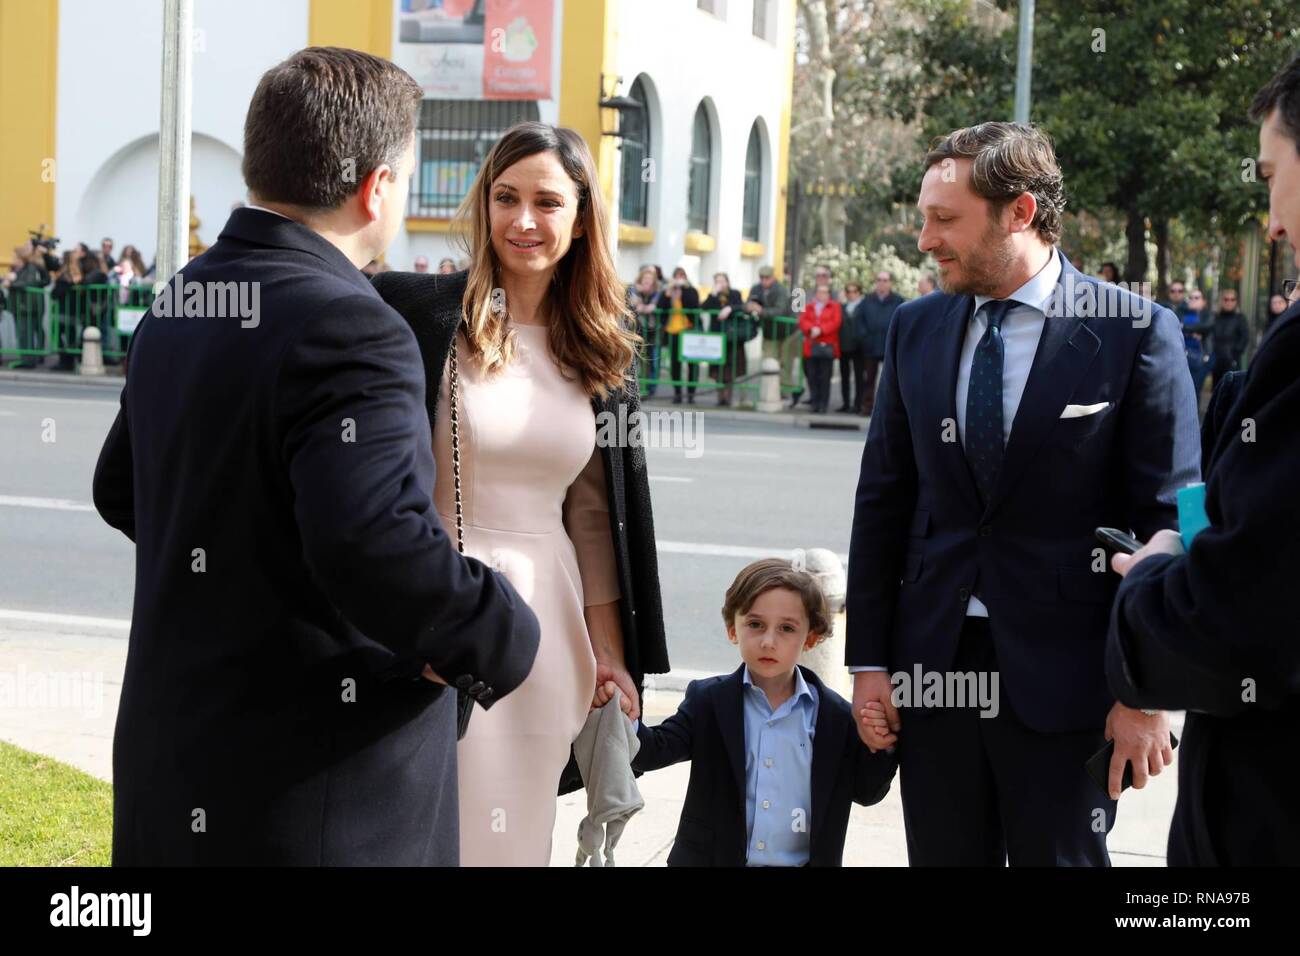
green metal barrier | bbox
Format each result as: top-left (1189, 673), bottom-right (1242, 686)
top-left (1, 283), bottom-right (150, 368)
top-left (632, 306), bottom-right (803, 405)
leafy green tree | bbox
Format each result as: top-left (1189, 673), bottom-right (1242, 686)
top-left (888, 0), bottom-right (1296, 290)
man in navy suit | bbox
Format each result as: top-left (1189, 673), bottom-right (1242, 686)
top-left (93, 48), bottom-right (540, 865)
top-left (1106, 52), bottom-right (1300, 865)
top-left (846, 122), bottom-right (1200, 865)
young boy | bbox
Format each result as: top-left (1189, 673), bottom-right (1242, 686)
top-left (611, 558), bottom-right (897, 866)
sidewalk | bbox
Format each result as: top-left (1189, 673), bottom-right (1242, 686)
top-left (0, 368), bottom-right (124, 390)
top-left (638, 393), bottom-right (869, 431)
top-left (1, 617), bottom-right (1178, 866)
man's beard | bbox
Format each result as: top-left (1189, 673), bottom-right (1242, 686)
top-left (935, 223), bottom-right (1017, 297)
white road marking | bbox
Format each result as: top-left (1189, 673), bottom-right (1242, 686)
top-left (0, 393), bottom-right (119, 408)
top-left (0, 608), bottom-right (130, 631)
top-left (657, 539), bottom-right (848, 564)
top-left (0, 496), bottom-right (848, 562)
top-left (0, 495), bottom-right (97, 512)
top-left (648, 448), bottom-right (779, 459)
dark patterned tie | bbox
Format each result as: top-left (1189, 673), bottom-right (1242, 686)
top-left (965, 299), bottom-right (1013, 505)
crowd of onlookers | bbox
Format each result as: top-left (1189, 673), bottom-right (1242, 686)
top-left (12, 234), bottom-right (1290, 400)
top-left (1139, 265), bottom-right (1297, 401)
top-left (361, 255), bottom-right (469, 277)
top-left (621, 255), bottom-right (1298, 416)
top-left (624, 261), bottom-right (925, 414)
top-left (1, 236), bottom-right (153, 369)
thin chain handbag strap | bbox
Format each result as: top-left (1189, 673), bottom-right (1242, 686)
top-left (448, 329), bottom-right (465, 555)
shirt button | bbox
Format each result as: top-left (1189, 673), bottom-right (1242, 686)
top-left (762, 800), bottom-right (770, 809)
top-left (764, 758), bottom-right (773, 768)
top-left (756, 841), bottom-right (766, 850)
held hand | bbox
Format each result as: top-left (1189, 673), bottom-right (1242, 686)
top-left (1111, 528), bottom-right (1183, 578)
top-left (859, 700), bottom-right (897, 752)
top-left (1104, 703), bottom-right (1174, 800)
top-left (719, 306), bottom-right (732, 320)
top-left (593, 660), bottom-right (640, 721)
top-left (746, 300), bottom-right (762, 315)
top-left (853, 670), bottom-right (900, 752)
top-left (810, 326), bottom-right (822, 338)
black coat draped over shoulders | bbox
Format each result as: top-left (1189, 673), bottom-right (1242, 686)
top-left (371, 269), bottom-right (670, 690)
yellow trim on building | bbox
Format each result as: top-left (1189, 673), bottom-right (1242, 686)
top-left (740, 240), bottom-right (766, 258)
top-left (618, 223), bottom-right (655, 246)
top-left (684, 231), bottom-right (716, 254)
top-left (308, 0), bottom-right (393, 58)
top-left (406, 218), bottom-right (454, 233)
top-left (559, 0), bottom-right (618, 211)
top-left (770, 0), bottom-right (796, 279)
top-left (0, 0), bottom-right (58, 270)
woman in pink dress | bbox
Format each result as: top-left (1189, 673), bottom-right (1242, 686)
top-left (374, 123), bottom-right (669, 865)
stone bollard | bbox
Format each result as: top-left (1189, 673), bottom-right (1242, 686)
top-left (796, 547), bottom-right (853, 699)
top-left (80, 326), bottom-right (105, 377)
top-left (756, 355), bottom-right (783, 413)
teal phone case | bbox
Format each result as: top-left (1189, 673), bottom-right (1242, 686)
top-left (1177, 483), bottom-right (1209, 549)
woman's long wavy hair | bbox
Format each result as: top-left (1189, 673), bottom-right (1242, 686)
top-left (453, 122), bottom-right (639, 399)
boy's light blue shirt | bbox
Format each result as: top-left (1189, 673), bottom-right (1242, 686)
top-left (742, 665), bottom-right (818, 867)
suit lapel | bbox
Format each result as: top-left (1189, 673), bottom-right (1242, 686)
top-left (986, 255), bottom-right (1100, 512)
top-left (923, 294), bottom-right (982, 513)
top-left (713, 666), bottom-right (748, 811)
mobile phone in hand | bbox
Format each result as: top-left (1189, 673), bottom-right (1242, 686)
top-left (1086, 731), bottom-right (1179, 796)
top-left (1095, 526), bottom-right (1143, 555)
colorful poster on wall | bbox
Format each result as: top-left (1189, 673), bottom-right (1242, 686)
top-left (483, 0), bottom-right (553, 100)
top-left (396, 0), bottom-right (554, 100)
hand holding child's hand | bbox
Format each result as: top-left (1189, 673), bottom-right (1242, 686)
top-left (859, 700), bottom-right (897, 752)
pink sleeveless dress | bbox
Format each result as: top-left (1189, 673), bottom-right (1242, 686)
top-left (432, 324), bottom-right (621, 866)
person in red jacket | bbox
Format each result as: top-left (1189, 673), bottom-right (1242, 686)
top-left (799, 284), bottom-right (842, 413)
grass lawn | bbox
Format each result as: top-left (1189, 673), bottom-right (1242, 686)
top-left (0, 740), bottom-right (111, 866)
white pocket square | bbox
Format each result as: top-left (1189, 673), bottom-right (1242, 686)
top-left (1060, 402), bottom-right (1109, 419)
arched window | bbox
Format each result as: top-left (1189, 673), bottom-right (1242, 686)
top-left (742, 123), bottom-right (762, 241)
top-left (687, 103), bottom-right (712, 233)
top-left (619, 77), bottom-right (650, 226)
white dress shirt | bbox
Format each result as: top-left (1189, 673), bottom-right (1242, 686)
top-left (850, 248), bottom-right (1062, 671)
top-left (244, 203), bottom-right (291, 220)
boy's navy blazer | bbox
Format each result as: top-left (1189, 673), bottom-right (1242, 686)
top-left (632, 664), bottom-right (896, 866)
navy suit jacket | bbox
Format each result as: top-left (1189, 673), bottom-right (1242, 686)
top-left (1107, 301), bottom-right (1300, 865)
top-left (846, 251), bottom-right (1200, 732)
top-left (93, 208), bottom-right (540, 865)
top-left (632, 665), bottom-right (897, 866)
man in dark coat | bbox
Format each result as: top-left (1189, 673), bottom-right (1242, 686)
top-left (1205, 288), bottom-right (1250, 387)
top-left (855, 270), bottom-right (905, 416)
top-left (93, 47), bottom-right (540, 866)
top-left (849, 122), bottom-right (1198, 866)
top-left (1106, 50), bottom-right (1300, 865)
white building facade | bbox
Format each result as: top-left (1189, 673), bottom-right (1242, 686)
top-left (4, 0), bottom-right (795, 290)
